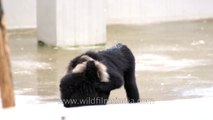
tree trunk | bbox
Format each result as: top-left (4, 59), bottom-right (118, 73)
top-left (0, 0), bottom-right (15, 108)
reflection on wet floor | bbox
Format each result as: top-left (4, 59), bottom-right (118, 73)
top-left (8, 19), bottom-right (213, 104)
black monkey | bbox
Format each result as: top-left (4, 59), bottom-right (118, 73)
top-left (60, 43), bottom-right (140, 107)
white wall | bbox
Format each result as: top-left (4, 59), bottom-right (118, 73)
top-left (107, 0), bottom-right (213, 24)
top-left (2, 0), bottom-right (213, 29)
top-left (2, 0), bottom-right (36, 29)
top-left (37, 0), bottom-right (57, 45)
top-left (37, 0), bottom-right (106, 46)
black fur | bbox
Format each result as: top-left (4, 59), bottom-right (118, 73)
top-left (60, 43), bottom-right (140, 107)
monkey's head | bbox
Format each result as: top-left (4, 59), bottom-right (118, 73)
top-left (60, 56), bottom-right (110, 107)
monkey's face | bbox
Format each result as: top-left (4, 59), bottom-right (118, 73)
top-left (60, 73), bottom-right (102, 107)
top-left (60, 60), bottom-right (110, 107)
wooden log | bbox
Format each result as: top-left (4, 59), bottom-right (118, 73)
top-left (0, 0), bottom-right (15, 108)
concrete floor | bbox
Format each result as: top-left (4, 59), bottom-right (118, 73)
top-left (8, 19), bottom-right (213, 105)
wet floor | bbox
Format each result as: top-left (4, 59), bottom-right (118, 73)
top-left (8, 19), bottom-right (213, 104)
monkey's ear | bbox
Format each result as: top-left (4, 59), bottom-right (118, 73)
top-left (71, 62), bottom-right (87, 73)
top-left (67, 55), bottom-right (81, 73)
top-left (80, 55), bottom-right (94, 61)
top-left (67, 55), bottom-right (94, 73)
top-left (85, 61), bottom-right (109, 83)
top-left (94, 61), bottom-right (109, 82)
